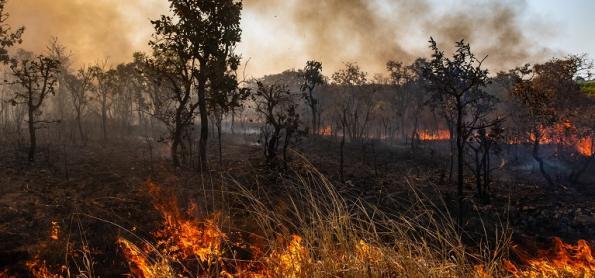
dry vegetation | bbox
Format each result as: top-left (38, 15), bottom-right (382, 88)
top-left (0, 0), bottom-right (594, 277)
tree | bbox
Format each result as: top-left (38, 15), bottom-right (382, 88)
top-left (332, 63), bottom-right (373, 142)
top-left (208, 50), bottom-right (250, 165)
top-left (422, 38), bottom-right (495, 227)
top-left (7, 53), bottom-right (60, 162)
top-left (511, 56), bottom-right (590, 187)
top-left (151, 0), bottom-right (243, 170)
top-left (0, 0), bottom-right (24, 63)
top-left (143, 48), bottom-right (199, 167)
top-left (64, 67), bottom-right (94, 144)
top-left (301, 60), bottom-right (324, 135)
top-left (90, 64), bottom-right (113, 142)
top-left (252, 81), bottom-right (301, 164)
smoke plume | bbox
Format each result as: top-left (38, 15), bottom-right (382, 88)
top-left (6, 0), bottom-right (553, 76)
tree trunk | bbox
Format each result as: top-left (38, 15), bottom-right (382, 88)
top-left (532, 135), bottom-right (555, 188)
top-left (456, 101), bottom-right (464, 228)
top-left (217, 121), bottom-right (222, 166)
top-left (28, 109), bottom-right (36, 162)
top-left (474, 148), bottom-right (482, 198)
top-left (171, 133), bottom-right (181, 167)
top-left (101, 100), bottom-right (107, 142)
top-left (76, 113), bottom-right (85, 144)
top-left (198, 70), bottom-right (209, 171)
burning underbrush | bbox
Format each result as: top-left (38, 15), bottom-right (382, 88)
top-left (504, 237), bottom-right (594, 277)
top-left (108, 157), bottom-right (510, 277)
top-left (4, 154), bottom-right (593, 277)
top-left (115, 173), bottom-right (481, 277)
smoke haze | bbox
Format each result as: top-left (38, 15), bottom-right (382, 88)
top-left (7, 0), bottom-right (554, 76)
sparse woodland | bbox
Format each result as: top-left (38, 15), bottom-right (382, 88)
top-left (0, 0), bottom-right (594, 277)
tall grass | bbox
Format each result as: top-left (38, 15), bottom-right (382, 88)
top-left (71, 152), bottom-right (511, 277)
top-left (226, 153), bottom-right (511, 277)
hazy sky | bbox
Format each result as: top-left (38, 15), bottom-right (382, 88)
top-left (6, 0), bottom-right (594, 77)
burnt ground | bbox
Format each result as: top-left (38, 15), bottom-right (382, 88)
top-left (0, 135), bottom-right (593, 276)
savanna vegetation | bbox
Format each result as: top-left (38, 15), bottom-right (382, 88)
top-left (0, 0), bottom-right (593, 277)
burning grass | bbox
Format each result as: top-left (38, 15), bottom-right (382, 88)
top-left (110, 155), bottom-right (511, 277)
top-left (4, 152), bottom-right (593, 277)
top-left (504, 237), bottom-right (594, 277)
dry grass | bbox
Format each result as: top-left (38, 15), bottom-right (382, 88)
top-left (110, 152), bottom-right (512, 277)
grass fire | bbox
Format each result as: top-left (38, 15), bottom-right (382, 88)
top-left (0, 0), bottom-right (594, 277)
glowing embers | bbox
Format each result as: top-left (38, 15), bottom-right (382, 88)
top-left (417, 129), bottom-right (451, 141)
top-left (504, 237), bottom-right (594, 277)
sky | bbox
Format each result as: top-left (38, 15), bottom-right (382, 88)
top-left (5, 0), bottom-right (594, 78)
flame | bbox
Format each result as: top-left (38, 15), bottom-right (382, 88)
top-left (417, 129), bottom-right (451, 141)
top-left (25, 257), bottom-right (62, 278)
top-left (50, 221), bottom-right (60, 241)
top-left (577, 137), bottom-right (593, 157)
top-left (118, 180), bottom-right (398, 277)
top-left (319, 126), bottom-right (332, 136)
top-left (529, 122), bottom-right (594, 157)
top-left (266, 235), bottom-right (310, 277)
top-left (504, 237), bottom-right (594, 277)
top-left (117, 238), bottom-right (175, 278)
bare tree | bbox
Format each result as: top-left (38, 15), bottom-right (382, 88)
top-left (7, 53), bottom-right (60, 162)
top-left (90, 63), bottom-right (114, 142)
top-left (64, 67), bottom-right (94, 144)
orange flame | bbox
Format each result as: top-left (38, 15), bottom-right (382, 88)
top-left (418, 129), bottom-right (451, 141)
top-left (529, 122), bottom-right (594, 157)
top-left (25, 257), bottom-right (62, 278)
top-left (319, 126), bottom-right (332, 136)
top-left (118, 180), bottom-right (395, 277)
top-left (50, 221), bottom-right (59, 241)
top-left (504, 237), bottom-right (594, 277)
top-left (577, 137), bottom-right (593, 157)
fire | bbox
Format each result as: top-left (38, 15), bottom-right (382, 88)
top-left (50, 221), bottom-right (60, 241)
top-left (530, 121), bottom-right (594, 157)
top-left (118, 180), bottom-right (397, 277)
top-left (25, 257), bottom-right (62, 278)
top-left (577, 137), bottom-right (593, 157)
top-left (504, 237), bottom-right (594, 277)
top-left (319, 126), bottom-right (332, 136)
top-left (417, 129), bottom-right (451, 141)
top-left (267, 235), bottom-right (310, 277)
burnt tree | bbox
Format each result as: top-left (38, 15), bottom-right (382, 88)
top-left (7, 54), bottom-right (60, 162)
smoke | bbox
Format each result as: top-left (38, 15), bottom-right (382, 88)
top-left (5, 0), bottom-right (166, 68)
top-left (6, 0), bottom-right (553, 75)
top-left (244, 0), bottom-right (553, 75)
